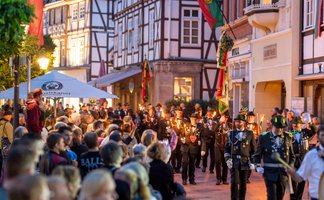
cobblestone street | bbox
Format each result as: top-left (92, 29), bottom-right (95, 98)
top-left (174, 168), bottom-right (309, 200)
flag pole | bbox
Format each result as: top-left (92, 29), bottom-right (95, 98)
top-left (216, 1), bottom-right (237, 40)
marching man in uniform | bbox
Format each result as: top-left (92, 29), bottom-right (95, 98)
top-left (224, 114), bottom-right (256, 200)
top-left (180, 114), bottom-right (201, 185)
top-left (253, 115), bottom-right (295, 200)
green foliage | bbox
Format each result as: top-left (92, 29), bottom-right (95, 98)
top-left (165, 98), bottom-right (219, 116)
top-left (0, 35), bottom-right (56, 92)
top-left (0, 0), bottom-right (34, 58)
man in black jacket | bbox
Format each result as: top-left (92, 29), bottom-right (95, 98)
top-left (254, 115), bottom-right (295, 200)
top-left (224, 114), bottom-right (256, 200)
top-left (181, 114), bottom-right (201, 185)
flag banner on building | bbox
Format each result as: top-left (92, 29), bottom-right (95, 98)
top-left (141, 59), bottom-right (151, 103)
top-left (197, 0), bottom-right (224, 29)
top-left (28, 0), bottom-right (44, 45)
top-left (216, 34), bottom-right (233, 114)
top-left (315, 0), bottom-right (323, 38)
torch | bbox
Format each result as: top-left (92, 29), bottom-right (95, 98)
top-left (271, 152), bottom-right (294, 194)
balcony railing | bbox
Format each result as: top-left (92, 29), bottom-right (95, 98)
top-left (244, 1), bottom-right (279, 15)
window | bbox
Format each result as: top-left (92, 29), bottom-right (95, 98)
top-left (182, 9), bottom-right (200, 46)
top-left (50, 9), bottom-right (55, 25)
top-left (60, 41), bottom-right (65, 67)
top-left (79, 37), bottom-right (85, 65)
top-left (70, 38), bottom-right (77, 66)
top-left (79, 4), bottom-right (85, 19)
top-left (236, 0), bottom-right (240, 19)
top-left (62, 6), bottom-right (66, 23)
top-left (54, 8), bottom-right (61, 24)
top-left (118, 23), bottom-right (123, 54)
top-left (304, 0), bottom-right (314, 29)
top-left (133, 16), bottom-right (139, 50)
top-left (264, 44), bottom-right (277, 60)
top-left (72, 5), bottom-right (78, 20)
top-left (128, 19), bottom-right (133, 52)
top-left (149, 10), bottom-right (154, 48)
top-left (174, 77), bottom-right (193, 101)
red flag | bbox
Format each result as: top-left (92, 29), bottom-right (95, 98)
top-left (28, 0), bottom-right (44, 46)
top-left (216, 68), bottom-right (224, 99)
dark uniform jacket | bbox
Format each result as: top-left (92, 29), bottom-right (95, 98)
top-left (215, 122), bottom-right (231, 151)
top-left (224, 129), bottom-right (256, 170)
top-left (253, 132), bottom-right (295, 182)
top-left (291, 128), bottom-right (314, 168)
top-left (180, 122), bottom-right (201, 155)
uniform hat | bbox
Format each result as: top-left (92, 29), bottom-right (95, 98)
top-left (124, 102), bottom-right (129, 106)
top-left (156, 103), bottom-right (162, 107)
top-left (247, 111), bottom-right (255, 117)
top-left (234, 114), bottom-right (246, 122)
top-left (175, 107), bottom-right (183, 112)
top-left (292, 116), bottom-right (304, 124)
top-left (239, 107), bottom-right (248, 115)
top-left (271, 115), bottom-right (287, 128)
top-left (207, 107), bottom-right (215, 112)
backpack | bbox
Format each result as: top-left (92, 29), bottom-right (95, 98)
top-left (0, 122), bottom-right (11, 160)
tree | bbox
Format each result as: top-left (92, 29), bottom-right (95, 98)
top-left (0, 0), bottom-right (34, 59)
top-left (0, 35), bottom-right (56, 91)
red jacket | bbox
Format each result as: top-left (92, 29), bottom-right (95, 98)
top-left (26, 99), bottom-right (43, 133)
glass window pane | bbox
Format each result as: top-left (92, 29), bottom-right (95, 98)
top-left (192, 37), bottom-right (198, 44)
top-left (192, 21), bottom-right (198, 27)
top-left (192, 29), bottom-right (198, 36)
top-left (192, 10), bottom-right (198, 17)
top-left (184, 10), bottom-right (190, 17)
top-left (184, 37), bottom-right (190, 43)
top-left (184, 21), bottom-right (190, 27)
top-left (174, 77), bottom-right (192, 101)
top-left (184, 29), bottom-right (190, 35)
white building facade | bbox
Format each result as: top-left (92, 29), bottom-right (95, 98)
top-left (93, 0), bottom-right (223, 108)
top-left (43, 0), bottom-right (114, 82)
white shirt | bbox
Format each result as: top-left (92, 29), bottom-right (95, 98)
top-left (297, 145), bottom-right (324, 198)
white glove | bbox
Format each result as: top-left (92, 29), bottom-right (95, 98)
top-left (249, 163), bottom-right (255, 170)
top-left (256, 167), bottom-right (264, 174)
top-left (198, 141), bottom-right (201, 146)
top-left (226, 159), bottom-right (233, 169)
top-left (201, 151), bottom-right (206, 156)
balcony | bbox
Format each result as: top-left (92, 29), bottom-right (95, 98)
top-left (244, 0), bottom-right (280, 34)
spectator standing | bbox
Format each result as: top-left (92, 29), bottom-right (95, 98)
top-left (26, 88), bottom-right (44, 134)
top-left (78, 132), bottom-right (102, 178)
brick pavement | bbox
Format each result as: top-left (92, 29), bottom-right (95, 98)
top-left (174, 168), bottom-right (310, 200)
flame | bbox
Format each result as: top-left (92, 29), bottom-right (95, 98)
top-left (213, 111), bottom-right (216, 117)
top-left (161, 110), bottom-right (165, 118)
top-left (260, 115), bottom-right (265, 122)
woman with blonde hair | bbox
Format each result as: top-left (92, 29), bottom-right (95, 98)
top-left (115, 162), bottom-right (152, 200)
top-left (140, 129), bottom-right (157, 147)
top-left (147, 142), bottom-right (174, 200)
top-left (78, 169), bottom-right (118, 200)
top-left (52, 165), bottom-right (81, 200)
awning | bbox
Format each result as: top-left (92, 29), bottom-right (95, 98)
top-left (89, 68), bottom-right (142, 87)
top-left (0, 71), bottom-right (118, 99)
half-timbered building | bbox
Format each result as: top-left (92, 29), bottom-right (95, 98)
top-left (92, 0), bottom-right (223, 108)
top-left (43, 0), bottom-right (114, 82)
top-left (299, 0), bottom-right (324, 123)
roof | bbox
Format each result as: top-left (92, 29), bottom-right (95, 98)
top-left (88, 68), bottom-right (142, 87)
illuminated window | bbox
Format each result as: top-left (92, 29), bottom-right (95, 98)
top-left (79, 4), bottom-right (85, 19)
top-left (174, 77), bottom-right (193, 101)
top-left (72, 5), bottom-right (78, 20)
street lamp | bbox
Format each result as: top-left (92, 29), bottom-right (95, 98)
top-left (37, 57), bottom-right (50, 70)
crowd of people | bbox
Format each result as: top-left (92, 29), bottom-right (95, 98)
top-left (0, 88), bottom-right (323, 200)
